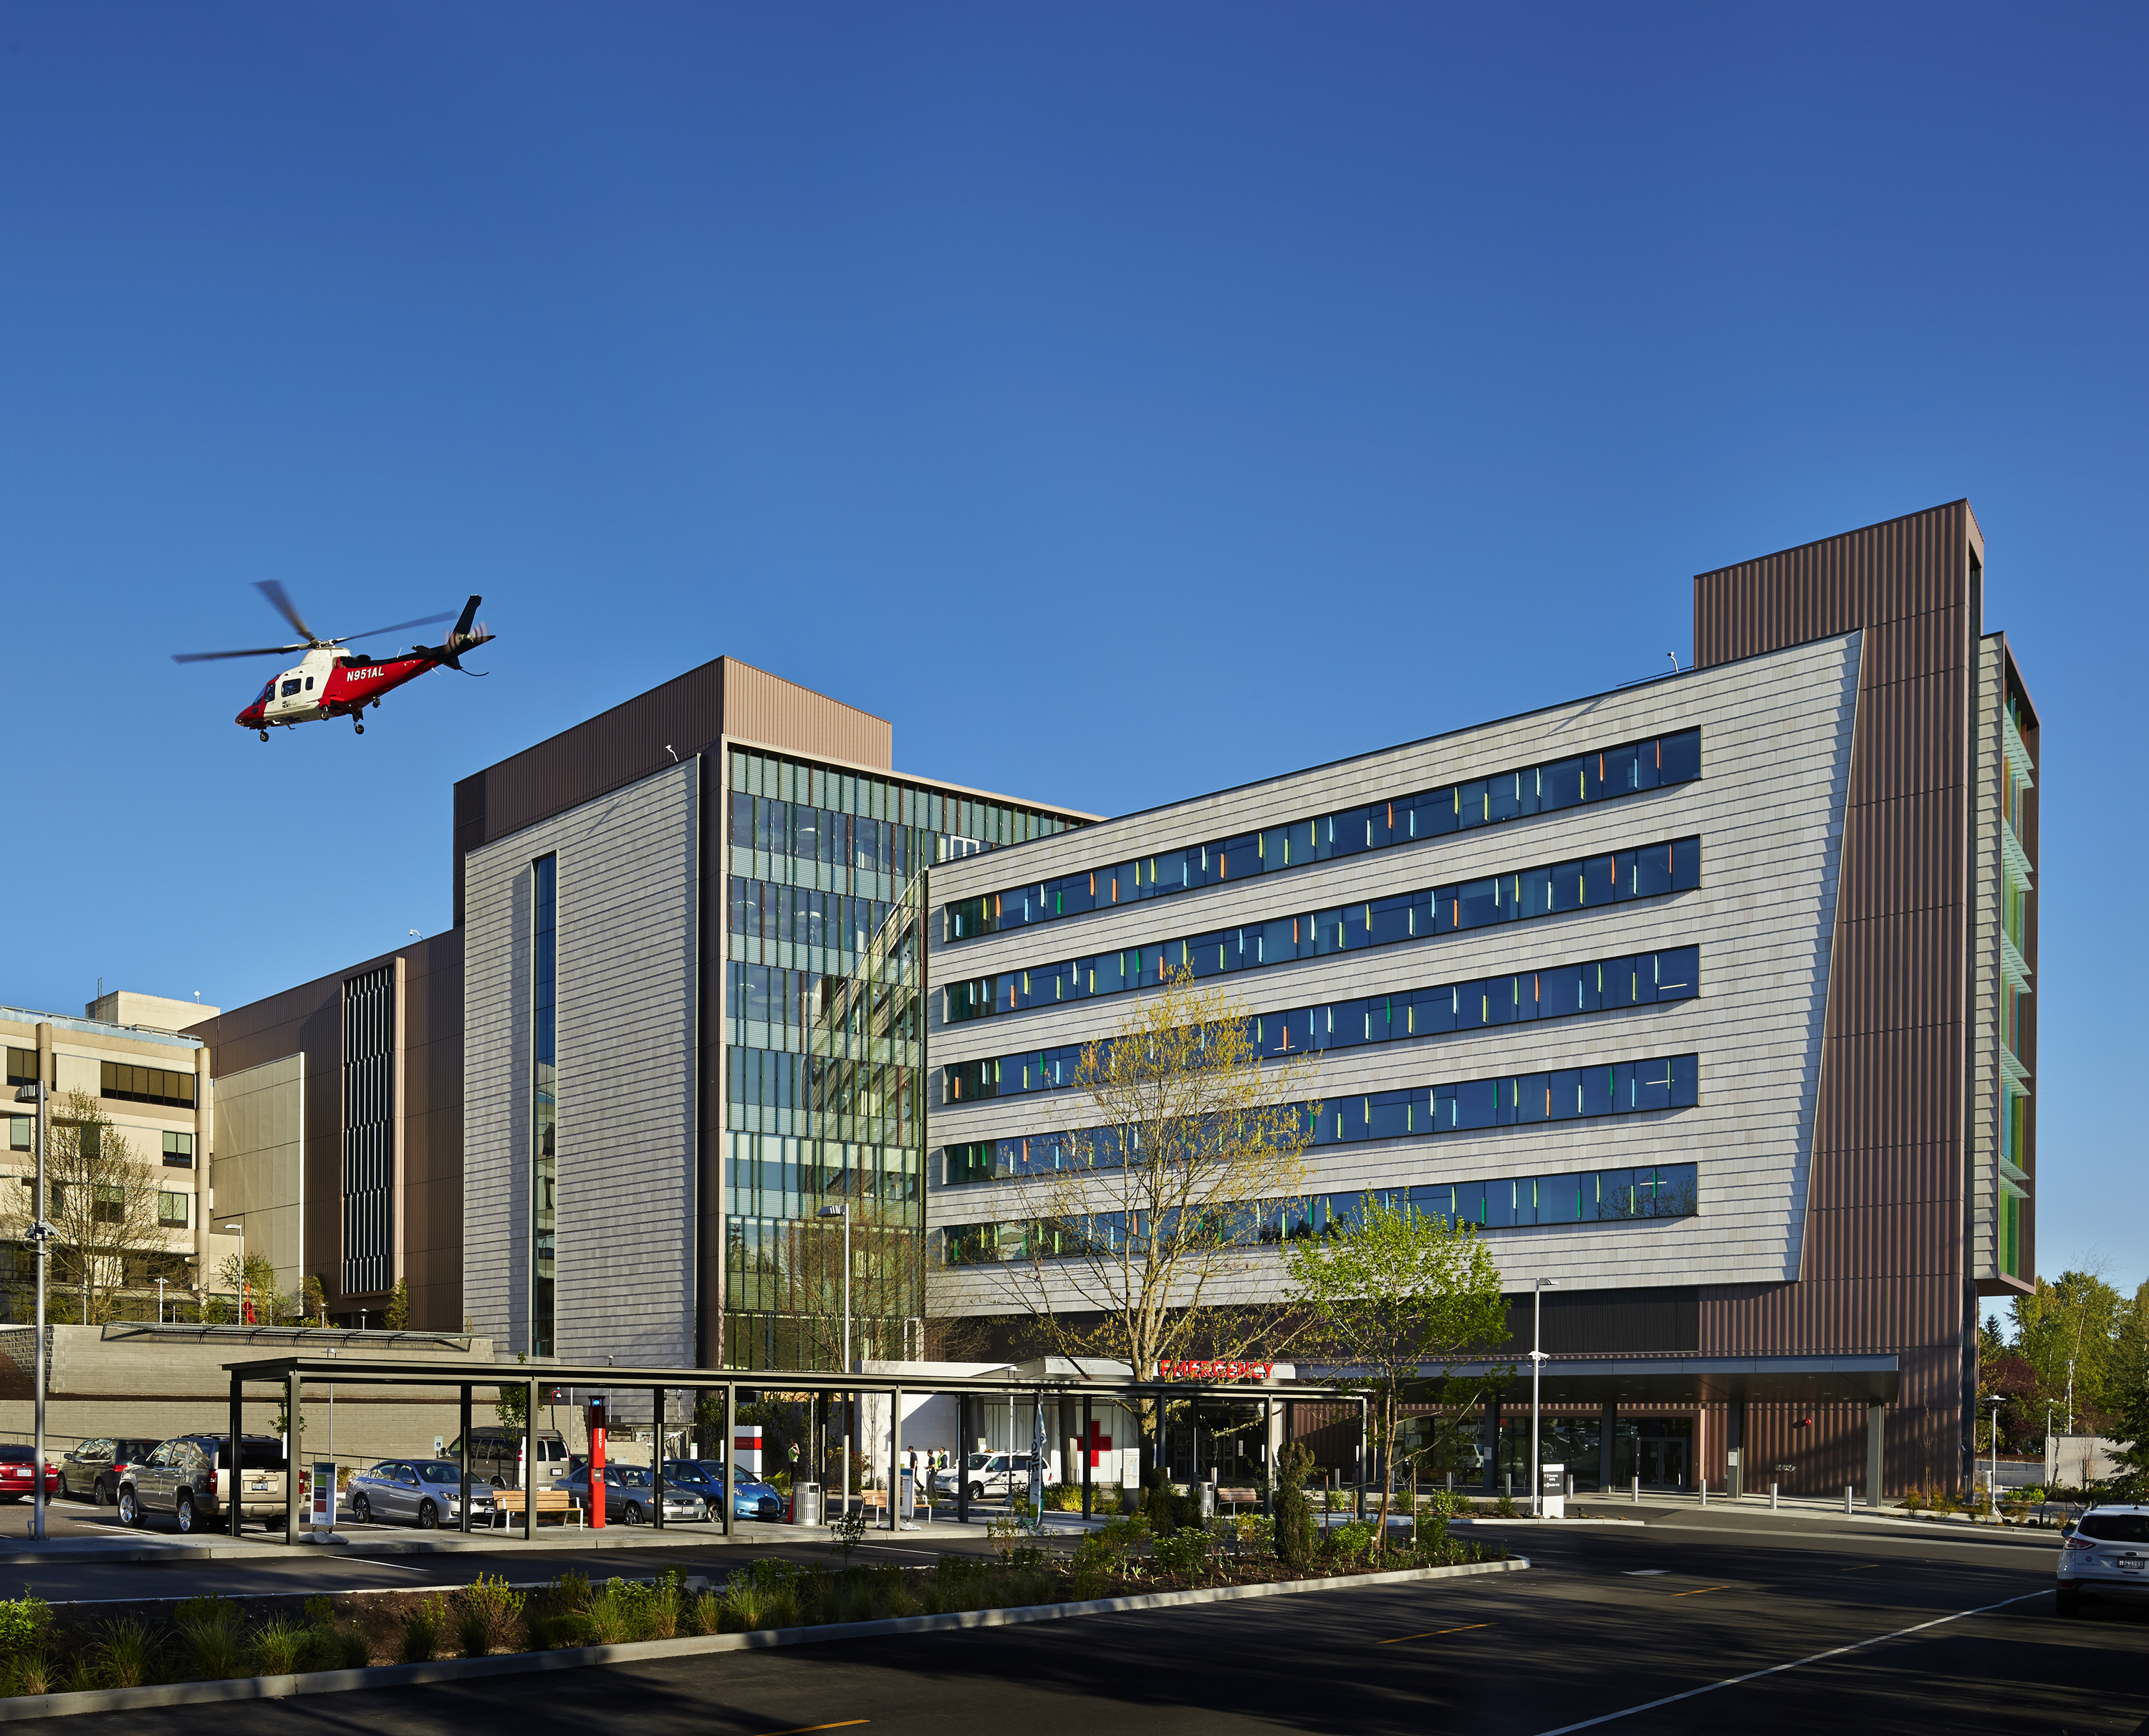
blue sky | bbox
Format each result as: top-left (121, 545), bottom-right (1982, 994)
top-left (0, 4), bottom-right (2140, 1294)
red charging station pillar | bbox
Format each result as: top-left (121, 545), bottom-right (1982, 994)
top-left (588, 1397), bottom-right (607, 1529)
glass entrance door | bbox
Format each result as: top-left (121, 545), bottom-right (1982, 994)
top-left (1636, 1435), bottom-right (1688, 1490)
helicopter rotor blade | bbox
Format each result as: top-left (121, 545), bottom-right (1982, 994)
top-left (172, 642), bottom-right (311, 664)
top-left (254, 579), bottom-right (325, 646)
top-left (335, 611), bottom-right (457, 645)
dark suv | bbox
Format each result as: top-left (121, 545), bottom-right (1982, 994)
top-left (60, 1439), bottom-right (162, 1507)
top-left (117, 1435), bottom-right (289, 1534)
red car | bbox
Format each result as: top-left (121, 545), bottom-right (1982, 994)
top-left (0, 1445), bottom-right (59, 1503)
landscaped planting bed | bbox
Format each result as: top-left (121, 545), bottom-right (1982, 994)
top-left (0, 1515), bottom-right (1504, 1697)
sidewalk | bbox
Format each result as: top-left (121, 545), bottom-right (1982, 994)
top-left (0, 1519), bottom-right (812, 1568)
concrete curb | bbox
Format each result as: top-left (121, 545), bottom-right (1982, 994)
top-left (0, 1523), bottom-right (803, 1568)
top-left (0, 1555), bottom-right (1529, 1720)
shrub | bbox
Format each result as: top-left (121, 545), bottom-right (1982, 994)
top-left (549, 1569), bottom-right (595, 1614)
top-left (1273, 1443), bottom-right (1315, 1571)
top-left (828, 1505), bottom-right (868, 1561)
top-left (95, 1616), bottom-right (158, 1689)
top-left (173, 1596), bottom-right (243, 1681)
top-left (1152, 1528), bottom-right (1209, 1577)
top-left (533, 1612), bottom-right (600, 1650)
top-left (684, 1588), bottom-right (721, 1636)
top-left (0, 1591), bottom-right (52, 1692)
top-left (1494, 1490), bottom-right (1517, 1518)
top-left (1044, 1482), bottom-right (1085, 1512)
top-left (456, 1573), bottom-right (527, 1657)
top-left (249, 1619), bottom-right (308, 1677)
top-left (398, 1595), bottom-right (449, 1663)
top-left (1322, 1520), bottom-right (1375, 1566)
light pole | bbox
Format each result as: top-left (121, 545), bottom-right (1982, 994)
top-left (818, 1204), bottom-right (852, 1517)
top-left (2065, 1359), bottom-right (2075, 1435)
top-left (13, 1083), bottom-right (52, 1543)
top-left (1530, 1278), bottom-right (1556, 1518)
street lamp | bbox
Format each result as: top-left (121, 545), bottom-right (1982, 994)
top-left (13, 1082), bottom-right (52, 1543)
top-left (1986, 1394), bottom-right (2005, 1510)
top-left (818, 1204), bottom-right (852, 1518)
top-left (1530, 1278), bottom-right (1557, 1518)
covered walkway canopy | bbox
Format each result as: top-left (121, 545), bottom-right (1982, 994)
top-left (218, 1354), bottom-right (1356, 1545)
top-left (1387, 1352), bottom-right (1903, 1408)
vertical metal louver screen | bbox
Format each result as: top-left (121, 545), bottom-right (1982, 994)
top-left (342, 965), bottom-right (396, 1298)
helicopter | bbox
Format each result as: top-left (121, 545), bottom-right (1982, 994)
top-left (174, 582), bottom-right (495, 739)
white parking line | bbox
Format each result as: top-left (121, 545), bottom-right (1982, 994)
top-left (1529, 1590), bottom-right (2051, 1735)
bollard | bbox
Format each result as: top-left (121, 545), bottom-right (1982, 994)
top-left (1632, 1475), bottom-right (1640, 1505)
top-left (1770, 1482), bottom-right (1779, 1510)
top-left (1700, 1478), bottom-right (1707, 1508)
top-left (1845, 1484), bottom-right (1854, 1515)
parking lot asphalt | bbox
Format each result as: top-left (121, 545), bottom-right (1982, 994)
top-left (67, 1503), bottom-right (2148, 1736)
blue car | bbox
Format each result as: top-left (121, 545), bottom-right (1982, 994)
top-left (663, 1459), bottom-right (784, 1521)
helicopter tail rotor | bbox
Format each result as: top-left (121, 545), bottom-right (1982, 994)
top-left (436, 595), bottom-right (492, 670)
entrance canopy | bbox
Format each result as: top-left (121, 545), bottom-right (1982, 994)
top-left (1345, 1352), bottom-right (1902, 1408)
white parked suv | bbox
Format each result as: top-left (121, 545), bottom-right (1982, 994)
top-left (938, 1452), bottom-right (1054, 1503)
top-left (2057, 1503), bottom-right (2149, 1616)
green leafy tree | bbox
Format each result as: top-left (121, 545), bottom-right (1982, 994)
top-left (2013, 1270), bottom-right (2128, 1431)
top-left (302, 1274), bottom-right (328, 1324)
top-left (985, 967), bottom-right (1317, 1480)
top-left (2, 1093), bottom-right (168, 1324)
top-left (1286, 1194), bottom-right (1509, 1546)
top-left (2110, 1283), bottom-right (2149, 1498)
top-left (495, 1354), bottom-right (529, 1430)
top-left (385, 1278), bottom-right (410, 1331)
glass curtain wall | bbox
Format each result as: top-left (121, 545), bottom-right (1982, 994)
top-left (722, 748), bottom-right (1077, 1371)
top-left (531, 854), bottom-right (557, 1356)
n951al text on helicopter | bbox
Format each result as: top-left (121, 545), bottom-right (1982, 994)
top-left (173, 582), bottom-right (496, 739)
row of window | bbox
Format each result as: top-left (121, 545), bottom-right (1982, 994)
top-left (729, 746), bottom-right (1079, 852)
top-left (731, 793), bottom-right (938, 882)
top-left (946, 728), bottom-right (1701, 941)
top-left (101, 1061), bottom-right (196, 1109)
top-left (946, 945), bottom-right (1699, 1102)
top-left (941, 1162), bottom-right (1701, 1265)
top-left (941, 1052), bottom-right (1699, 1186)
top-left (944, 836), bottom-right (1701, 1025)
top-left (11, 1176), bottom-right (191, 1226)
top-left (11, 1125), bottom-right (196, 1162)
top-left (731, 878), bottom-right (900, 965)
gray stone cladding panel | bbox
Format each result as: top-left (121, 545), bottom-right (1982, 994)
top-left (463, 758), bottom-right (699, 1365)
top-left (925, 634), bottom-right (1859, 1310)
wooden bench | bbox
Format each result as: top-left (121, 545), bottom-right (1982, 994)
top-left (491, 1489), bottom-right (584, 1528)
top-left (1218, 1487), bottom-right (1260, 1510)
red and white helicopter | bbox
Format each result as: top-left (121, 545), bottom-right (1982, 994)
top-left (175, 582), bottom-right (495, 739)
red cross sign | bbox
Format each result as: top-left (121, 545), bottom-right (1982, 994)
top-left (1082, 1418), bottom-right (1112, 1469)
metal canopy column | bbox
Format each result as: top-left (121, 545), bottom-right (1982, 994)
top-left (229, 1374), bottom-right (244, 1537)
top-left (721, 1385), bottom-right (736, 1539)
top-left (652, 1388), bottom-right (667, 1529)
top-left (284, 1369), bottom-right (303, 1544)
top-left (888, 1387), bottom-right (903, 1531)
top-left (1082, 1394), bottom-right (1092, 1521)
top-left (522, 1376), bottom-right (539, 1541)
top-left (956, 1395), bottom-right (970, 1525)
top-left (1866, 1404), bottom-right (1885, 1506)
top-left (458, 1386), bottom-right (473, 1533)
top-left (1599, 1400), bottom-right (1616, 1496)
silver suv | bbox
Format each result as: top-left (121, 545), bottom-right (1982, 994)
top-left (117, 1434), bottom-right (289, 1535)
top-left (2057, 1503), bottom-right (2149, 1616)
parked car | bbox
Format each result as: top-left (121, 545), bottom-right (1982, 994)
top-left (443, 1427), bottom-right (569, 1488)
top-left (662, 1458), bottom-right (784, 1521)
top-left (344, 1459), bottom-right (498, 1530)
top-left (552, 1463), bottom-right (708, 1525)
top-left (938, 1452), bottom-right (1053, 1503)
top-left (59, 1439), bottom-right (162, 1506)
top-left (0, 1445), bottom-right (59, 1504)
top-left (117, 1434), bottom-right (289, 1534)
top-left (2057, 1504), bottom-right (2149, 1616)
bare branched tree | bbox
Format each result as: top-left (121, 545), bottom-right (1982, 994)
top-left (2, 1093), bottom-right (170, 1324)
top-left (961, 968), bottom-right (1317, 1476)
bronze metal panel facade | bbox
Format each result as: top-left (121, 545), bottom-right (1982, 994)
top-left (1693, 499), bottom-right (1989, 1493)
top-left (187, 931), bottom-right (463, 1332)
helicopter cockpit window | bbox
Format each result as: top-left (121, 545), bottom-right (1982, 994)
top-left (281, 680), bottom-right (302, 698)
top-left (259, 681), bottom-right (276, 703)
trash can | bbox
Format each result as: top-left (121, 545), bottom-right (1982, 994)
top-left (1198, 1483), bottom-right (1217, 1521)
top-left (792, 1482), bottom-right (823, 1526)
